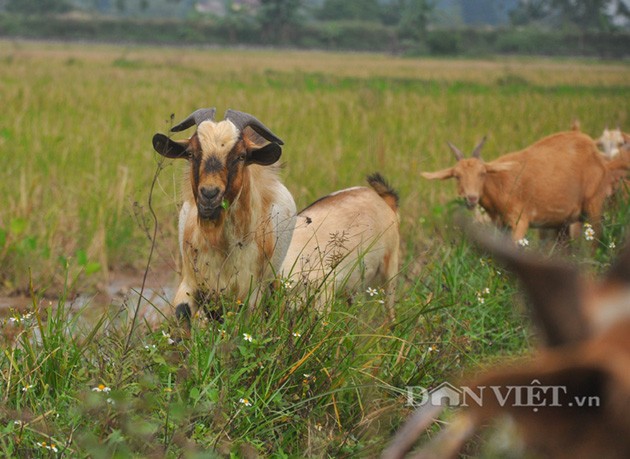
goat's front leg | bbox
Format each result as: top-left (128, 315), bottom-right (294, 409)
top-left (173, 279), bottom-right (197, 328)
top-left (510, 216), bottom-right (530, 243)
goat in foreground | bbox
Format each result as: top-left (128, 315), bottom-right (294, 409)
top-left (280, 173), bottom-right (400, 321)
top-left (383, 223), bottom-right (630, 459)
top-left (422, 131), bottom-right (622, 242)
top-left (152, 108), bottom-right (296, 325)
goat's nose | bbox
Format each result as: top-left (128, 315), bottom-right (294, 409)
top-left (200, 186), bottom-right (220, 201)
top-left (466, 195), bottom-right (479, 206)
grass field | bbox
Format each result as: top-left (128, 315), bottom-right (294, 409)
top-left (1, 40), bottom-right (629, 457)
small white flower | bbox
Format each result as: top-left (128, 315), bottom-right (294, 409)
top-left (243, 333), bottom-right (253, 342)
top-left (583, 223), bottom-right (595, 241)
top-left (282, 279), bottom-right (293, 289)
top-left (21, 384), bottom-right (33, 392)
top-left (106, 398), bottom-right (115, 405)
top-left (483, 287), bottom-right (490, 295)
top-left (366, 287), bottom-right (378, 297)
top-left (427, 345), bottom-right (438, 353)
top-left (162, 330), bottom-right (175, 345)
top-left (609, 241), bottom-right (616, 249)
top-left (292, 332), bottom-right (301, 338)
top-left (517, 238), bottom-right (529, 247)
top-left (144, 344), bottom-right (156, 351)
top-left (37, 441), bottom-right (58, 452)
top-left (477, 296), bottom-right (485, 304)
top-left (239, 397), bottom-right (252, 406)
top-left (92, 384), bottom-right (111, 393)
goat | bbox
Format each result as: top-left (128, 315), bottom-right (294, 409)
top-left (279, 173), bottom-right (400, 321)
top-left (152, 108), bottom-right (296, 325)
top-left (597, 126), bottom-right (630, 158)
top-left (421, 131), bottom-right (622, 242)
top-left (383, 223), bottom-right (630, 459)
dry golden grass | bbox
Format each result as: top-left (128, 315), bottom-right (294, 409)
top-left (1, 39), bottom-right (629, 293)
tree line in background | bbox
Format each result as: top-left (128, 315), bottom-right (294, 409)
top-left (1, 0), bottom-right (629, 56)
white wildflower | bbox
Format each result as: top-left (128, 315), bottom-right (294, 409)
top-left (162, 330), bottom-right (175, 345)
top-left (37, 441), bottom-right (58, 453)
top-left (584, 223), bottom-right (595, 241)
top-left (92, 384), bottom-right (111, 393)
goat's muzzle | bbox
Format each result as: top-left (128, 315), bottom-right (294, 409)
top-left (465, 195), bottom-right (479, 209)
top-left (197, 186), bottom-right (224, 220)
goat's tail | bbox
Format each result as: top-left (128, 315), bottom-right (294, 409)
top-left (367, 172), bottom-right (399, 213)
top-left (571, 118), bottom-right (581, 131)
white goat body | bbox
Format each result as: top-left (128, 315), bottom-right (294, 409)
top-left (280, 174), bottom-right (399, 320)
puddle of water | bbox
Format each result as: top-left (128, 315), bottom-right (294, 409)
top-left (1, 271), bottom-right (178, 340)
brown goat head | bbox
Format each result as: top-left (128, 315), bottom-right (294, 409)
top-left (153, 108), bottom-right (283, 222)
top-left (384, 223), bottom-right (630, 459)
top-left (421, 137), bottom-right (512, 209)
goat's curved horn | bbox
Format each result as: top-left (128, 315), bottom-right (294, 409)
top-left (447, 141), bottom-right (465, 161)
top-left (471, 136), bottom-right (487, 158)
top-left (225, 109), bottom-right (284, 145)
top-left (170, 108), bottom-right (217, 132)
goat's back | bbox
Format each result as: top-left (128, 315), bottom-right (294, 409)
top-left (487, 131), bottom-right (607, 224)
top-left (280, 185), bottom-right (399, 302)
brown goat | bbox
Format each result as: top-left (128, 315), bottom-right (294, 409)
top-left (422, 131), bottom-right (621, 242)
top-left (383, 223), bottom-right (630, 459)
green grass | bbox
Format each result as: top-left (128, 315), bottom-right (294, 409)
top-left (1, 40), bottom-right (629, 457)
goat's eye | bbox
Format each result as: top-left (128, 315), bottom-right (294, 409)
top-left (238, 154), bottom-right (247, 162)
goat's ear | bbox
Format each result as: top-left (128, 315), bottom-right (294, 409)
top-left (152, 134), bottom-right (189, 159)
top-left (467, 223), bottom-right (590, 347)
top-left (247, 142), bottom-right (282, 166)
top-left (421, 168), bottom-right (454, 180)
top-left (485, 161), bottom-right (516, 173)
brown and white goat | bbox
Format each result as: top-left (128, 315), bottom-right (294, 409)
top-left (280, 173), bottom-right (400, 321)
top-left (152, 108), bottom-right (296, 325)
top-left (422, 131), bottom-right (622, 242)
top-left (383, 223), bottom-right (630, 459)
